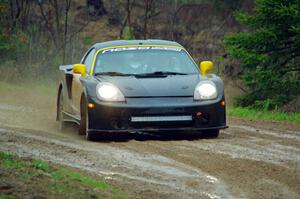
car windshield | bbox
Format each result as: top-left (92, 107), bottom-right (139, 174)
top-left (94, 47), bottom-right (198, 75)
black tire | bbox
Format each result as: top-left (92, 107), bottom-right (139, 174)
top-left (58, 91), bottom-right (66, 131)
top-left (79, 99), bottom-right (97, 141)
top-left (201, 129), bottom-right (220, 138)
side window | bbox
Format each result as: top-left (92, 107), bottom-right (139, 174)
top-left (82, 48), bottom-right (96, 73)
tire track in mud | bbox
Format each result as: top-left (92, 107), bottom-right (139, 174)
top-left (117, 131), bottom-right (299, 199)
top-left (1, 122), bottom-right (299, 199)
top-left (0, 127), bottom-right (239, 199)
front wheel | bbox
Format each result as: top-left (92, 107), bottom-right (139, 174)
top-left (79, 100), bottom-right (97, 141)
top-left (201, 129), bottom-right (220, 138)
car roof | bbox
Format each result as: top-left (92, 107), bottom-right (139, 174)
top-left (92, 39), bottom-right (183, 50)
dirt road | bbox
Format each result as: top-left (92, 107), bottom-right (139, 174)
top-left (0, 86), bottom-right (299, 199)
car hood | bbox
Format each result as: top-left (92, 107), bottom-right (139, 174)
top-left (95, 74), bottom-right (201, 97)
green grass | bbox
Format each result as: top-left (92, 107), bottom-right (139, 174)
top-left (31, 159), bottom-right (50, 171)
top-left (228, 107), bottom-right (300, 123)
top-left (0, 152), bottom-right (25, 169)
top-left (0, 152), bottom-right (127, 199)
top-left (0, 194), bottom-right (11, 199)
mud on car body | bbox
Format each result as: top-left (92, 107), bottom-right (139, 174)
top-left (56, 40), bottom-right (227, 140)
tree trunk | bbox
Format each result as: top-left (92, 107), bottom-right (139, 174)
top-left (63, 0), bottom-right (71, 64)
top-left (143, 0), bottom-right (148, 39)
top-left (119, 0), bottom-right (135, 39)
top-left (127, 0), bottom-right (133, 36)
top-left (49, 0), bottom-right (61, 47)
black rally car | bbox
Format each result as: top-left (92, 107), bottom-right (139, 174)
top-left (56, 40), bottom-right (227, 140)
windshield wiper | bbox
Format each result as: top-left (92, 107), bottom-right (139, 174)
top-left (135, 71), bottom-right (187, 77)
top-left (94, 72), bottom-right (133, 76)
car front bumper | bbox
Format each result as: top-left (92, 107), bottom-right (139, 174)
top-left (86, 96), bottom-right (227, 133)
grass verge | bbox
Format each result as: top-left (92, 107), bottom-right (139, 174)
top-left (228, 107), bottom-right (300, 123)
top-left (0, 151), bottom-right (127, 199)
top-left (0, 80), bottom-right (56, 96)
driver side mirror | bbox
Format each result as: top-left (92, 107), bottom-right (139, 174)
top-left (73, 64), bottom-right (87, 77)
top-left (199, 61), bottom-right (213, 76)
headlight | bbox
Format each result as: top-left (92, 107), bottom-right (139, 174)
top-left (96, 83), bottom-right (125, 102)
top-left (194, 81), bottom-right (217, 100)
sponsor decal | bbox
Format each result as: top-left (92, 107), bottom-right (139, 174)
top-left (102, 46), bottom-right (181, 54)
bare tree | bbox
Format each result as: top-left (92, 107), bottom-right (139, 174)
top-left (37, 1), bottom-right (57, 47)
top-left (143, 0), bottom-right (150, 39)
top-left (142, 0), bottom-right (158, 39)
top-left (36, 0), bottom-right (90, 64)
top-left (169, 3), bottom-right (195, 40)
top-left (119, 0), bottom-right (135, 39)
top-left (8, 0), bottom-right (31, 30)
top-left (63, 0), bottom-right (72, 64)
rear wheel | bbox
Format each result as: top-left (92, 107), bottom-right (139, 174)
top-left (201, 129), bottom-right (220, 138)
top-left (58, 91), bottom-right (66, 131)
top-left (79, 99), bottom-right (97, 141)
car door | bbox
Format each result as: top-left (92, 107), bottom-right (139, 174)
top-left (71, 48), bottom-right (96, 117)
